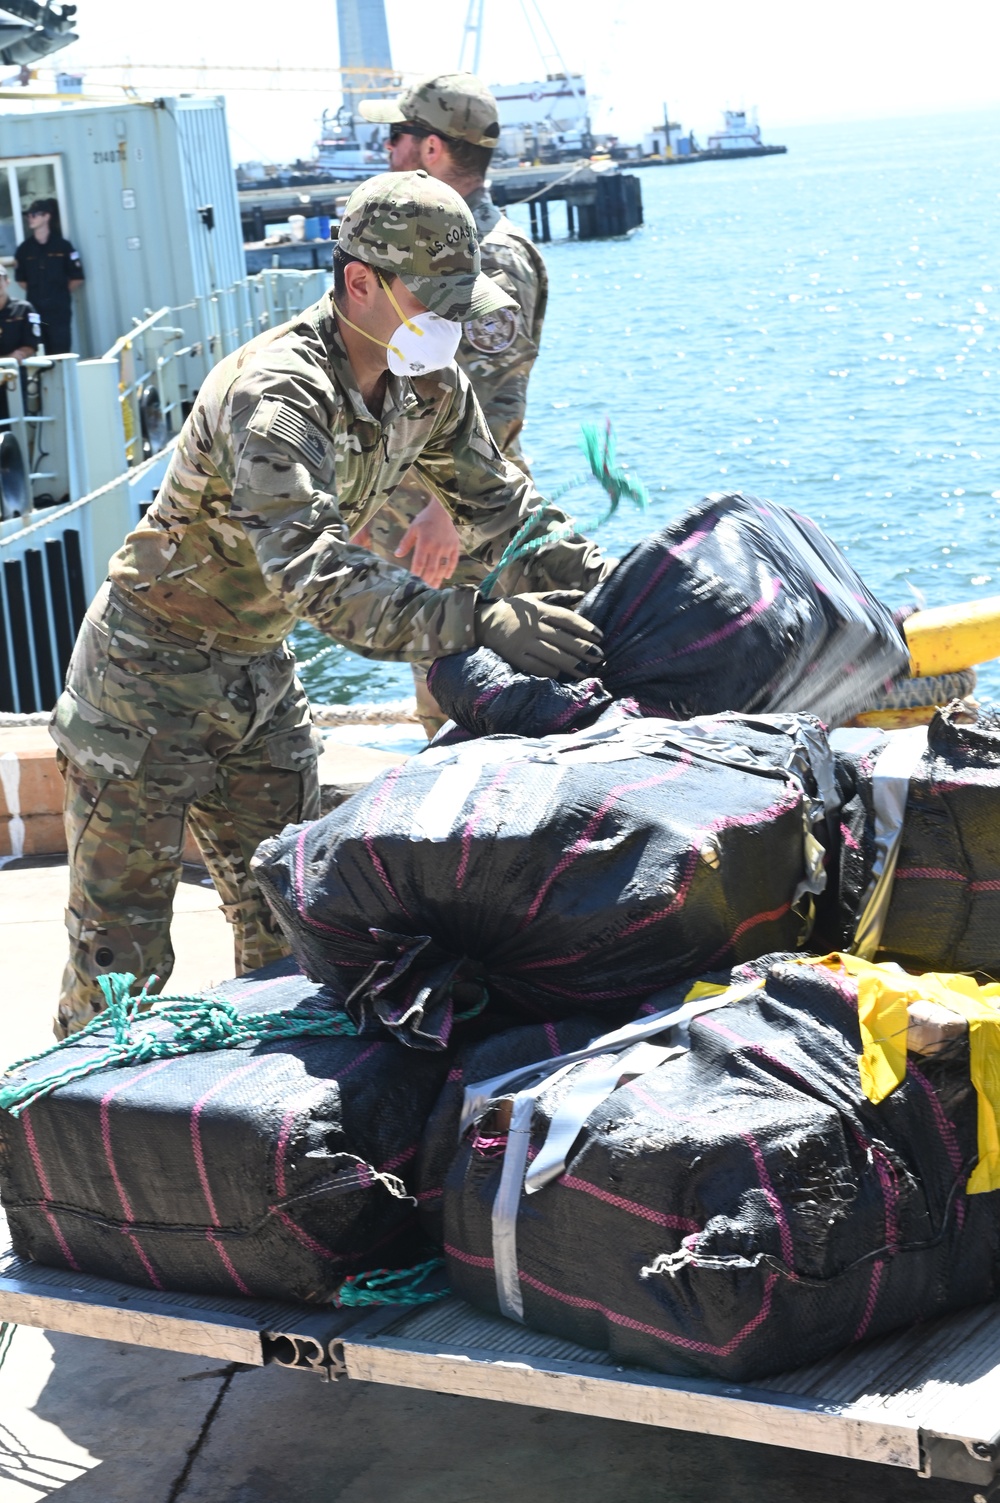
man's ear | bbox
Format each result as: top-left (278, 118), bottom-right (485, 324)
top-left (420, 134), bottom-right (448, 170)
top-left (342, 260), bottom-right (381, 309)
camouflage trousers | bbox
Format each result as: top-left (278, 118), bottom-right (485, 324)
top-left (51, 584), bottom-right (320, 1036)
top-left (367, 481), bottom-right (488, 739)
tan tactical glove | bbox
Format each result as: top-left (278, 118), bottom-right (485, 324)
top-left (475, 591), bottom-right (605, 681)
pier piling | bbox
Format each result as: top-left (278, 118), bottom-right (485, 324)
top-left (238, 163), bottom-right (644, 259)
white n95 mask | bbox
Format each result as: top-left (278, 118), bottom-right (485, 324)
top-left (385, 309), bottom-right (462, 376)
top-left (337, 272), bottom-right (462, 376)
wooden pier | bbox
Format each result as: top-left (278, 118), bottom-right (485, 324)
top-left (488, 161), bottom-right (643, 240)
top-left (238, 160), bottom-right (643, 256)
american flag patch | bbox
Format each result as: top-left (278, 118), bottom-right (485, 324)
top-left (269, 403), bottom-right (329, 471)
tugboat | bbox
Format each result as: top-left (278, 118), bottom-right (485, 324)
top-left (641, 106), bottom-right (786, 166)
top-left (703, 108), bottom-right (787, 159)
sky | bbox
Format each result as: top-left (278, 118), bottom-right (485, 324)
top-left (52, 0), bottom-right (1000, 165)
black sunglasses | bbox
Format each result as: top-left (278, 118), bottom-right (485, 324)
top-left (387, 123), bottom-right (438, 145)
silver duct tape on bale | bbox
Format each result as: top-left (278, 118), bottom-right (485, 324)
top-left (470, 978), bottom-right (765, 1327)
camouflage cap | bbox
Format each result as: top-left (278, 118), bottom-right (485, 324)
top-left (359, 72), bottom-right (500, 150)
top-left (337, 170), bottom-right (515, 321)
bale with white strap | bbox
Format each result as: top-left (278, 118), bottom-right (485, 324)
top-left (442, 954), bottom-right (1000, 1381)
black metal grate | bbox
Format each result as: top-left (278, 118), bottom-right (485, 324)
top-left (0, 528), bottom-right (86, 712)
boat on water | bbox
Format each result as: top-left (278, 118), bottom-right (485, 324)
top-left (642, 107), bottom-right (787, 165)
top-left (701, 107), bottom-right (787, 160)
top-left (236, 112), bottom-right (385, 194)
top-left (314, 128), bottom-right (385, 180)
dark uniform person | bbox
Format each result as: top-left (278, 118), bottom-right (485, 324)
top-left (14, 198), bottom-right (84, 355)
top-left (0, 266), bottom-right (40, 417)
top-left (51, 170), bottom-right (609, 1036)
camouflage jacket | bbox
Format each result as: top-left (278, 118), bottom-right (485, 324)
top-left (108, 293), bottom-right (589, 663)
top-left (461, 185), bottom-right (548, 459)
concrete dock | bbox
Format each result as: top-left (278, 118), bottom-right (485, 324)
top-left (0, 732), bottom-right (974, 1502)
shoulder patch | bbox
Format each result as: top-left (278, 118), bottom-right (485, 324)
top-left (467, 426), bottom-right (504, 463)
top-left (248, 396), bottom-right (333, 474)
top-left (463, 306), bottom-right (520, 356)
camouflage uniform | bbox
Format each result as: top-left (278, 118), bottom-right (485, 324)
top-left (52, 170), bottom-right (602, 1034)
top-left (453, 185), bottom-right (548, 465)
top-left (360, 75), bottom-right (550, 733)
top-left (53, 584), bottom-right (319, 1033)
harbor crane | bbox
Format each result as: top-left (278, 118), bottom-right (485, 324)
top-left (0, 0), bottom-right (76, 69)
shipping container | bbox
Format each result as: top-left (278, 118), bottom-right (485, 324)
top-left (0, 95), bottom-right (243, 358)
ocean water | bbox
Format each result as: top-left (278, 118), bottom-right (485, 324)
top-left (295, 109), bottom-right (1000, 705)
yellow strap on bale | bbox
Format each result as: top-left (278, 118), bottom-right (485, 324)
top-left (812, 953), bottom-right (1000, 1193)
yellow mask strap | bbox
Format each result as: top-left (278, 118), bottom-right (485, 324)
top-left (334, 272), bottom-right (424, 366)
top-left (335, 307), bottom-right (406, 365)
top-left (378, 274), bottom-right (425, 337)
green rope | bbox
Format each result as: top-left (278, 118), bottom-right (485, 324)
top-left (0, 1322), bottom-right (15, 1372)
top-left (479, 419), bottom-right (648, 600)
top-left (0, 973), bottom-right (357, 1118)
top-left (581, 418), bottom-right (650, 525)
top-left (479, 513), bottom-right (577, 600)
top-left (453, 985), bottom-right (489, 1024)
top-left (335, 1257), bottom-right (448, 1308)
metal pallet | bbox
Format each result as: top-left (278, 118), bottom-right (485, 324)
top-left (2, 1232), bottom-right (1000, 1487)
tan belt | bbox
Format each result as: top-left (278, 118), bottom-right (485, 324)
top-left (107, 586), bottom-right (284, 658)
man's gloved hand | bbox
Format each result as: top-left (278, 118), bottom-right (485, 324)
top-left (475, 591), bottom-right (604, 681)
top-left (395, 496), bottom-right (462, 589)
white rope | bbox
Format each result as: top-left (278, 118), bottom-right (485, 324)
top-left (0, 441), bottom-right (179, 549)
top-left (505, 159), bottom-right (593, 207)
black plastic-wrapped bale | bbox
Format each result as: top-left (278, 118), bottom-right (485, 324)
top-left (430, 492), bottom-right (908, 739)
top-left (443, 956), bottom-right (999, 1383)
top-left (0, 964), bottom-right (451, 1300)
top-left (427, 652), bottom-right (612, 740)
top-left (253, 710), bottom-right (833, 1051)
top-left (833, 705), bottom-right (1000, 972)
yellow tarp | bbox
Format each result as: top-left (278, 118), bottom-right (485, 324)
top-left (683, 980), bottom-right (733, 1002)
top-left (814, 953), bottom-right (1000, 1194)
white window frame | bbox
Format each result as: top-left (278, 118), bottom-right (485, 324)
top-left (0, 154), bottom-right (70, 255)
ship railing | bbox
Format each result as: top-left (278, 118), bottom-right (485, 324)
top-left (0, 355), bottom-right (90, 519)
top-left (106, 268), bottom-right (331, 469)
top-left (105, 309), bottom-right (188, 467)
top-left (0, 265), bottom-right (331, 714)
top-left (0, 443), bottom-right (174, 715)
top-left (0, 355), bottom-right (61, 492)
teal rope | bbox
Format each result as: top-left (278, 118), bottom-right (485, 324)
top-left (453, 986), bottom-right (489, 1024)
top-left (581, 418), bottom-right (650, 525)
top-left (0, 973), bottom-right (357, 1118)
top-left (335, 1257), bottom-right (448, 1308)
top-left (479, 419), bottom-right (648, 600)
top-left (479, 513), bottom-right (577, 600)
